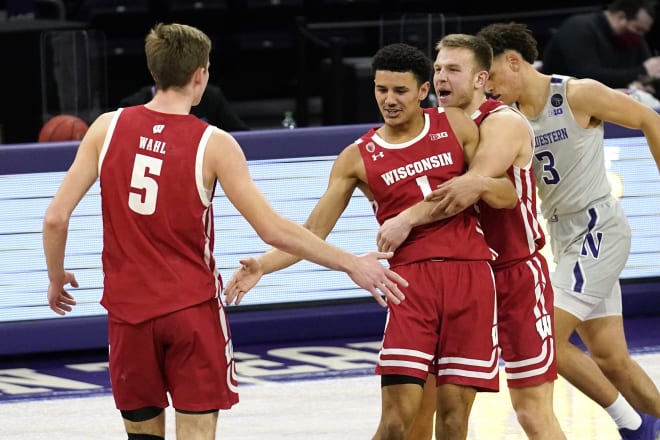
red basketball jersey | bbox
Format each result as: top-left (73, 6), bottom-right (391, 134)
top-left (99, 106), bottom-right (221, 324)
top-left (358, 108), bottom-right (494, 267)
top-left (472, 98), bottom-right (545, 268)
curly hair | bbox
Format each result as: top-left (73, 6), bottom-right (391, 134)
top-left (371, 43), bottom-right (433, 86)
top-left (477, 22), bottom-right (539, 64)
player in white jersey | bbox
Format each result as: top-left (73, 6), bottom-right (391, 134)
top-left (478, 22), bottom-right (660, 440)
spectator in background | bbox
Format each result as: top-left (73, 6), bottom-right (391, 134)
top-left (120, 82), bottom-right (250, 131)
top-left (542, 0), bottom-right (660, 100)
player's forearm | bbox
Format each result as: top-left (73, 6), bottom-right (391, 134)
top-left (258, 217), bottom-right (348, 275)
top-left (257, 247), bottom-right (304, 275)
top-left (403, 200), bottom-right (448, 227)
top-left (42, 215), bottom-right (69, 282)
top-left (479, 175), bottom-right (518, 209)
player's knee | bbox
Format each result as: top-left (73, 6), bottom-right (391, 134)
top-left (121, 406), bottom-right (163, 422)
top-left (378, 419), bottom-right (407, 439)
top-left (127, 434), bottom-right (164, 440)
top-left (514, 407), bottom-right (544, 435)
top-left (593, 353), bottom-right (630, 377)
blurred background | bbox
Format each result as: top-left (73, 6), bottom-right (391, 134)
top-left (2, 0), bottom-right (657, 143)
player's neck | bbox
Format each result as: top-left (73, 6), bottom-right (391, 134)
top-left (379, 108), bottom-right (426, 143)
top-left (465, 93), bottom-right (487, 115)
top-left (516, 69), bottom-right (551, 120)
top-left (146, 89), bottom-right (194, 115)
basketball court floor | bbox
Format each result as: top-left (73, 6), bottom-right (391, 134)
top-left (2, 317), bottom-right (659, 439)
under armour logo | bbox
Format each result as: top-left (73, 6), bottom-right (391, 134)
top-left (372, 151), bottom-right (384, 161)
top-left (153, 124), bottom-right (165, 134)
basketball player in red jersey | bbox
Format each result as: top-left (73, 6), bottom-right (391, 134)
top-left (376, 34), bottom-right (566, 439)
top-left (42, 23), bottom-right (407, 440)
top-left (224, 43), bottom-right (519, 440)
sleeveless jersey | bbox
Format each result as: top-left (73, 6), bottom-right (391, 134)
top-left (357, 108), bottom-right (494, 267)
top-left (472, 98), bottom-right (545, 267)
top-left (519, 74), bottom-right (611, 218)
top-left (99, 106), bottom-right (220, 324)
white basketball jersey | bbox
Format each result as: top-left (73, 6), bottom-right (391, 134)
top-left (520, 75), bottom-right (612, 219)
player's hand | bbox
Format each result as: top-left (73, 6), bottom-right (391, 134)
top-left (425, 174), bottom-right (481, 217)
top-left (224, 257), bottom-right (264, 305)
top-left (47, 271), bottom-right (78, 315)
top-left (377, 215), bottom-right (411, 253)
top-left (348, 252), bottom-right (407, 307)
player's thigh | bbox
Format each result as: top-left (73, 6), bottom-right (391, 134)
top-left (555, 281), bottom-right (622, 342)
top-left (550, 201), bottom-right (630, 298)
top-left (496, 255), bottom-right (556, 387)
top-left (108, 317), bottom-right (169, 410)
top-left (377, 262), bottom-right (443, 381)
top-left (438, 261), bottom-right (499, 391)
top-left (576, 315), bottom-right (629, 362)
top-left (160, 299), bottom-right (239, 412)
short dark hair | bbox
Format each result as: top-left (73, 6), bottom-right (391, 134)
top-left (477, 22), bottom-right (539, 64)
top-left (371, 43), bottom-right (433, 86)
top-left (607, 0), bottom-right (657, 20)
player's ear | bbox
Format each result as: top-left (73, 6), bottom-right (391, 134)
top-left (506, 51), bottom-right (521, 72)
top-left (475, 70), bottom-right (489, 88)
top-left (419, 81), bottom-right (431, 102)
top-left (192, 66), bottom-right (205, 84)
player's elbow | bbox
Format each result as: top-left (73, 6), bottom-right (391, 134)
top-left (255, 218), bottom-right (293, 250)
top-left (43, 209), bottom-right (69, 232)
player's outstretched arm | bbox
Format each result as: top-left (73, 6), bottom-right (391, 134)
top-left (568, 78), bottom-right (660, 174)
top-left (209, 133), bottom-right (408, 306)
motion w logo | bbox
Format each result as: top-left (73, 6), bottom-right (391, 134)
top-left (580, 208), bottom-right (602, 259)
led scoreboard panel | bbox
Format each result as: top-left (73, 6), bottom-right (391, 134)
top-left (1, 129), bottom-right (659, 324)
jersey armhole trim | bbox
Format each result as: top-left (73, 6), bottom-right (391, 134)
top-left (196, 125), bottom-right (215, 207)
top-left (98, 109), bottom-right (123, 176)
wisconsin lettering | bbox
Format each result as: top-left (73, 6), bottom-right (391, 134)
top-left (381, 153), bottom-right (453, 185)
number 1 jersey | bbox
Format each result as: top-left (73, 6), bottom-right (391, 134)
top-left (357, 108), bottom-right (495, 267)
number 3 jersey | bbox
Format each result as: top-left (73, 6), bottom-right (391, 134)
top-left (522, 74), bottom-right (611, 219)
top-left (98, 106), bottom-right (221, 324)
top-left (357, 107), bottom-right (495, 267)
